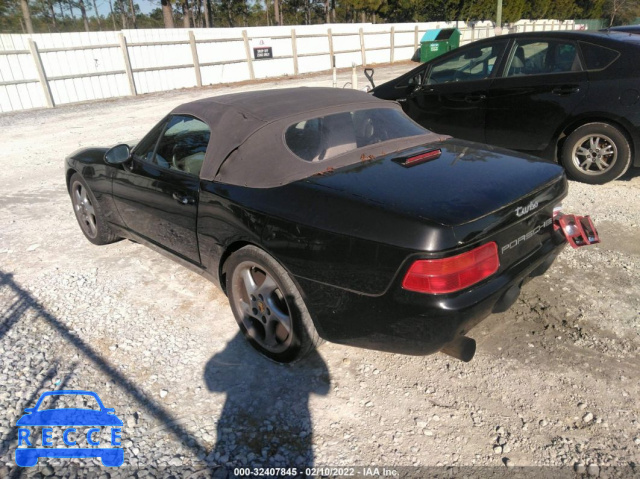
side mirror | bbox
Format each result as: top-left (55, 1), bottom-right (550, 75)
top-left (364, 68), bottom-right (375, 89)
top-left (104, 144), bottom-right (131, 165)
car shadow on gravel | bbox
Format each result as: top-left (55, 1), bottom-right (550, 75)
top-left (0, 271), bottom-right (210, 465)
top-left (204, 333), bottom-right (330, 469)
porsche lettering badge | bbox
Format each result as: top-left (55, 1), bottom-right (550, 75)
top-left (502, 218), bottom-right (553, 254)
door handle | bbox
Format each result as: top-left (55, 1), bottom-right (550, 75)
top-left (552, 86), bottom-right (580, 95)
top-left (465, 94), bottom-right (487, 103)
top-left (172, 192), bottom-right (192, 205)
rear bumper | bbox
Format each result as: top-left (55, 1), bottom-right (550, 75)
top-left (297, 234), bottom-right (566, 356)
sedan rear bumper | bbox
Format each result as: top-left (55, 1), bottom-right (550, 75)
top-left (296, 234), bottom-right (566, 356)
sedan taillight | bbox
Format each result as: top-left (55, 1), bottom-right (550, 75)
top-left (402, 242), bottom-right (500, 294)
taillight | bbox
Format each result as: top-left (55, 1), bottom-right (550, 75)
top-left (402, 242), bottom-right (500, 294)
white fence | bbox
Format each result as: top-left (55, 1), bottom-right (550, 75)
top-left (0, 19), bottom-right (579, 113)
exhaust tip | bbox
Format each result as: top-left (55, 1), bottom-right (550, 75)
top-left (440, 336), bottom-right (476, 362)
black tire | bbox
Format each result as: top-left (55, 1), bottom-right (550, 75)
top-left (69, 173), bottom-right (120, 245)
top-left (560, 122), bottom-right (632, 184)
top-left (224, 245), bottom-right (323, 363)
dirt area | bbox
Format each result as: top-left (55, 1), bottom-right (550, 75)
top-left (0, 64), bottom-right (638, 477)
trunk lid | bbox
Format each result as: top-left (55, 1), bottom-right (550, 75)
top-left (305, 138), bottom-right (565, 227)
top-left (304, 138), bottom-right (567, 269)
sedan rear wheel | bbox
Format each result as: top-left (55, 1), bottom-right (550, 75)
top-left (69, 173), bottom-right (119, 245)
top-left (226, 246), bottom-right (322, 363)
top-left (561, 122), bottom-right (631, 184)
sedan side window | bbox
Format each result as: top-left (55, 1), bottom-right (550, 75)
top-left (505, 41), bottom-right (582, 77)
top-left (154, 115), bottom-right (211, 176)
top-left (426, 42), bottom-right (507, 85)
top-left (579, 42), bottom-right (620, 71)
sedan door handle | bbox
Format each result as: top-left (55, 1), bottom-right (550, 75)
top-left (552, 86), bottom-right (580, 95)
top-left (172, 192), bottom-right (192, 205)
top-left (465, 94), bottom-right (487, 103)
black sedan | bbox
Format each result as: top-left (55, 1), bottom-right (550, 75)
top-left (602, 25), bottom-right (640, 34)
top-left (65, 88), bottom-right (597, 363)
top-left (372, 31), bottom-right (640, 184)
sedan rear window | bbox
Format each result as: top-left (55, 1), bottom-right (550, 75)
top-left (285, 108), bottom-right (425, 162)
top-left (579, 42), bottom-right (620, 70)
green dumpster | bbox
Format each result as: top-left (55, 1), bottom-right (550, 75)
top-left (420, 28), bottom-right (461, 62)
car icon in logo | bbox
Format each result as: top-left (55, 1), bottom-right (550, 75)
top-left (15, 390), bottom-right (124, 467)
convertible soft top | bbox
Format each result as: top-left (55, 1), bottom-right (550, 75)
top-left (171, 87), bottom-right (443, 187)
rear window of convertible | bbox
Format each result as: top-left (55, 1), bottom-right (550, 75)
top-left (285, 108), bottom-right (425, 162)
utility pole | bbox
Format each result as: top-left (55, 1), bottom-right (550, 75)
top-left (496, 0), bottom-right (502, 28)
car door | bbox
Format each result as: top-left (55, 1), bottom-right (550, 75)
top-left (403, 40), bottom-right (508, 143)
top-left (485, 38), bottom-right (589, 153)
top-left (112, 114), bottom-right (210, 263)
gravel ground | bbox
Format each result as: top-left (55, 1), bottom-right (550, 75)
top-left (0, 64), bottom-right (639, 478)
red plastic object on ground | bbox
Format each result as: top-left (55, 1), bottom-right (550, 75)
top-left (555, 214), bottom-right (600, 249)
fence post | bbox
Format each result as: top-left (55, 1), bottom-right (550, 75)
top-left (359, 28), bottom-right (366, 66)
top-left (390, 26), bottom-right (395, 63)
top-left (291, 29), bottom-right (299, 76)
top-left (242, 30), bottom-right (255, 80)
top-left (327, 28), bottom-right (334, 69)
top-left (189, 31), bottom-right (202, 87)
top-left (27, 39), bottom-right (54, 108)
top-left (118, 33), bottom-right (137, 96)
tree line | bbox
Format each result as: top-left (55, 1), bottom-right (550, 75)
top-left (1, 0), bottom-right (638, 34)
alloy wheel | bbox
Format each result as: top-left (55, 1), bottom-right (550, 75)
top-left (571, 134), bottom-right (617, 176)
top-left (231, 261), bottom-right (293, 354)
top-left (72, 181), bottom-right (97, 238)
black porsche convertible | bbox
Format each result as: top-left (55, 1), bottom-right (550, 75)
top-left (65, 88), bottom-right (598, 363)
